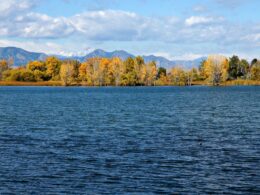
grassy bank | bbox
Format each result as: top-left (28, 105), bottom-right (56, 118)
top-left (223, 80), bottom-right (260, 86)
top-left (0, 80), bottom-right (259, 86)
top-left (0, 81), bottom-right (62, 86)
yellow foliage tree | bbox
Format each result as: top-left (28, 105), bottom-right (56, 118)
top-left (98, 58), bottom-right (110, 86)
top-left (0, 59), bottom-right (9, 80)
top-left (156, 74), bottom-right (168, 86)
top-left (170, 66), bottom-right (186, 86)
top-left (27, 61), bottom-right (46, 81)
top-left (45, 56), bottom-right (61, 81)
top-left (27, 61), bottom-right (46, 72)
top-left (60, 61), bottom-right (77, 86)
top-left (109, 57), bottom-right (123, 86)
top-left (146, 61), bottom-right (157, 86)
top-left (204, 55), bottom-right (229, 85)
top-left (250, 62), bottom-right (260, 80)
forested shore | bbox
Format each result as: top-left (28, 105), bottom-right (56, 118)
top-left (0, 55), bottom-right (259, 86)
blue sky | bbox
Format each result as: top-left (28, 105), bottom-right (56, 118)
top-left (0, 0), bottom-right (259, 60)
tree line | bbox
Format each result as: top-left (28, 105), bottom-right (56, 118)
top-left (0, 55), bottom-right (259, 86)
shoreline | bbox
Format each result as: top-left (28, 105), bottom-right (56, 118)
top-left (0, 81), bottom-right (260, 87)
top-left (0, 81), bottom-right (62, 86)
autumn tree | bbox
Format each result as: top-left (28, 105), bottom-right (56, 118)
top-left (0, 59), bottom-right (9, 80)
top-left (98, 58), bottom-right (110, 86)
top-left (170, 66), bottom-right (186, 86)
top-left (109, 57), bottom-right (123, 86)
top-left (250, 60), bottom-right (260, 80)
top-left (157, 67), bottom-right (166, 78)
top-left (45, 56), bottom-right (61, 81)
top-left (121, 57), bottom-right (138, 86)
top-left (187, 68), bottom-right (199, 86)
top-left (156, 67), bottom-right (168, 85)
top-left (79, 61), bottom-right (90, 85)
top-left (198, 60), bottom-right (207, 80)
top-left (60, 60), bottom-right (80, 86)
top-left (135, 56), bottom-right (145, 84)
top-left (203, 55), bottom-right (229, 86)
top-left (3, 67), bottom-right (35, 82)
top-left (27, 61), bottom-right (46, 72)
top-left (145, 61), bottom-right (157, 86)
top-left (27, 61), bottom-right (47, 81)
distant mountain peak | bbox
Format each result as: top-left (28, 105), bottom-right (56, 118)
top-left (92, 49), bottom-right (106, 53)
top-left (0, 46), bottom-right (206, 69)
top-left (0, 47), bottom-right (47, 66)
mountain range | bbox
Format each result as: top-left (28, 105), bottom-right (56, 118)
top-left (0, 47), bottom-right (205, 69)
top-left (0, 47), bottom-right (47, 66)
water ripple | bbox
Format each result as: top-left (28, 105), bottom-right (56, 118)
top-left (0, 86), bottom-right (259, 194)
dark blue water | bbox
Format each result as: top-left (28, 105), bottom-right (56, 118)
top-left (0, 86), bottom-right (259, 194)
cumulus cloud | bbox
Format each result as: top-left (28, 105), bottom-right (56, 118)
top-left (0, 0), bottom-right (75, 38)
top-left (71, 10), bottom-right (141, 41)
top-left (0, 0), bottom-right (256, 47)
top-left (20, 13), bottom-right (75, 38)
top-left (0, 11), bottom-right (75, 38)
top-left (0, 0), bottom-right (259, 58)
top-left (0, 7), bottom-right (258, 47)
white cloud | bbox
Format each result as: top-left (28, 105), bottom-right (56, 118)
top-left (149, 52), bottom-right (175, 60)
top-left (71, 10), bottom-right (164, 41)
top-left (1, 12), bottom-right (75, 38)
top-left (214, 0), bottom-right (249, 8)
top-left (0, 0), bottom-right (74, 38)
top-left (23, 13), bottom-right (75, 38)
top-left (148, 52), bottom-right (205, 61)
top-left (185, 16), bottom-right (215, 26)
top-left (0, 2), bottom-right (255, 47)
top-left (0, 1), bottom-right (259, 58)
top-left (0, 39), bottom-right (92, 56)
top-left (71, 10), bottom-right (139, 40)
top-left (193, 5), bottom-right (207, 12)
top-left (243, 33), bottom-right (260, 42)
top-left (0, 0), bottom-right (37, 17)
top-left (174, 53), bottom-right (205, 61)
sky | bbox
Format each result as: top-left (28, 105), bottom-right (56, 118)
top-left (0, 0), bottom-right (259, 60)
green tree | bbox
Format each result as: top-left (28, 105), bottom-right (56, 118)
top-left (251, 58), bottom-right (258, 66)
top-left (228, 55), bottom-right (240, 79)
top-left (157, 67), bottom-right (166, 78)
top-left (239, 59), bottom-right (250, 78)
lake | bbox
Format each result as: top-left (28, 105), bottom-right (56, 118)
top-left (0, 86), bottom-right (259, 194)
